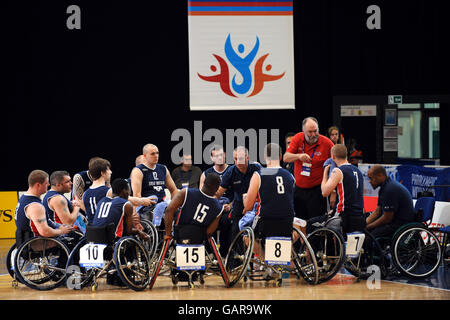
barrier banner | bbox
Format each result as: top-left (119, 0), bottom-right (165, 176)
top-left (397, 165), bottom-right (450, 201)
top-left (0, 191), bottom-right (18, 239)
top-left (188, 0), bottom-right (295, 110)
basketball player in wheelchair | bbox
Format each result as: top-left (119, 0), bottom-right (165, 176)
top-left (305, 144), bottom-right (385, 283)
top-left (239, 143), bottom-right (319, 286)
top-left (149, 173), bottom-right (232, 289)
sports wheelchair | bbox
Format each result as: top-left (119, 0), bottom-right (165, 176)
top-left (65, 223), bottom-right (152, 291)
top-left (149, 224), bottom-right (233, 289)
top-left (387, 196), bottom-right (448, 279)
top-left (9, 229), bottom-right (83, 290)
top-left (231, 218), bottom-right (319, 287)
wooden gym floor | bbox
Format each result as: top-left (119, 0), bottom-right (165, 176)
top-left (0, 238), bottom-right (449, 301)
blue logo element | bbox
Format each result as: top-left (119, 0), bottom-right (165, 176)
top-left (224, 34), bottom-right (260, 95)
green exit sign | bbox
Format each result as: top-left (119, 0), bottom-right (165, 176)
top-left (388, 95), bottom-right (403, 104)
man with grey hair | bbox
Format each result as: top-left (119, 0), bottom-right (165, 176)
top-left (283, 117), bottom-right (334, 220)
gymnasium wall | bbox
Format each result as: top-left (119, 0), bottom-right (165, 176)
top-left (2, 0), bottom-right (450, 192)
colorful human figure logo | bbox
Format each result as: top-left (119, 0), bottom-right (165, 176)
top-left (197, 34), bottom-right (285, 98)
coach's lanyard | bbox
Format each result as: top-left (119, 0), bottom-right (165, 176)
top-left (302, 141), bottom-right (319, 160)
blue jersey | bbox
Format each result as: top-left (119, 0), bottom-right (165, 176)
top-left (256, 167), bottom-right (295, 220)
top-left (221, 162), bottom-right (261, 218)
top-left (335, 164), bottom-right (364, 215)
top-left (135, 164), bottom-right (167, 201)
top-left (14, 194), bottom-right (45, 237)
top-left (43, 190), bottom-right (74, 225)
top-left (92, 197), bottom-right (129, 238)
top-left (378, 177), bottom-right (415, 225)
top-left (82, 185), bottom-right (110, 224)
top-left (175, 188), bottom-right (224, 227)
top-left (203, 165), bottom-right (234, 201)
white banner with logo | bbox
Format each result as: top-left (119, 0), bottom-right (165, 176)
top-left (188, 1), bottom-right (295, 110)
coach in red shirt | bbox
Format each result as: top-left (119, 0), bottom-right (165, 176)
top-left (283, 117), bottom-right (334, 220)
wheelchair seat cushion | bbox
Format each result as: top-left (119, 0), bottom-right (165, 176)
top-left (254, 217), bottom-right (292, 239)
top-left (174, 224), bottom-right (206, 244)
top-left (86, 223), bottom-right (116, 244)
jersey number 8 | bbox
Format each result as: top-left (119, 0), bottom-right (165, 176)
top-left (276, 176), bottom-right (285, 194)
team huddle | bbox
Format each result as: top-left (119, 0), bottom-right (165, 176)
top-left (13, 118), bottom-right (418, 289)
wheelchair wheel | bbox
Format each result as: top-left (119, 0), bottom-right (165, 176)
top-left (14, 237), bottom-right (70, 290)
top-left (140, 218), bottom-right (159, 260)
top-left (6, 243), bottom-right (17, 279)
top-left (224, 227), bottom-right (254, 287)
top-left (292, 227), bottom-right (319, 285)
top-left (392, 226), bottom-right (442, 279)
top-left (344, 230), bottom-right (387, 280)
top-left (114, 236), bottom-right (151, 291)
top-left (65, 237), bottom-right (100, 290)
top-left (307, 227), bottom-right (345, 283)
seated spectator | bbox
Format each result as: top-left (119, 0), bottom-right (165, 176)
top-left (171, 154), bottom-right (203, 189)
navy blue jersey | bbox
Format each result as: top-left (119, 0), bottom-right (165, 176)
top-left (335, 164), bottom-right (364, 215)
top-left (203, 165), bottom-right (234, 201)
top-left (221, 162), bottom-right (261, 218)
top-left (92, 197), bottom-right (128, 238)
top-left (82, 185), bottom-right (110, 224)
top-left (378, 177), bottom-right (415, 225)
top-left (43, 190), bottom-right (74, 225)
top-left (14, 194), bottom-right (45, 237)
top-left (175, 188), bottom-right (224, 227)
top-left (135, 164), bottom-right (167, 201)
top-left (256, 167), bottom-right (295, 220)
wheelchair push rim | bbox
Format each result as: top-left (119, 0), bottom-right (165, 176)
top-left (292, 227), bottom-right (319, 285)
top-left (114, 236), bottom-right (151, 291)
top-left (225, 227), bottom-right (254, 287)
top-left (14, 237), bottom-right (70, 290)
top-left (393, 227), bottom-right (442, 279)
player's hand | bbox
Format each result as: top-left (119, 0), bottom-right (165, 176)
top-left (138, 231), bottom-right (150, 241)
top-left (71, 199), bottom-right (81, 207)
top-left (223, 203), bottom-right (232, 212)
top-left (59, 224), bottom-right (73, 235)
top-left (141, 198), bottom-right (156, 206)
top-left (163, 234), bottom-right (173, 241)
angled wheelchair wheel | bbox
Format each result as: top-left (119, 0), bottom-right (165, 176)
top-left (344, 230), bottom-right (387, 280)
top-left (6, 243), bottom-right (17, 279)
top-left (392, 226), bottom-right (442, 279)
top-left (140, 218), bottom-right (159, 260)
top-left (14, 237), bottom-right (70, 290)
top-left (207, 236), bottom-right (231, 287)
top-left (225, 227), bottom-right (254, 287)
top-left (292, 227), bottom-right (319, 285)
top-left (306, 227), bottom-right (345, 283)
top-left (149, 238), bottom-right (174, 289)
top-left (113, 236), bottom-right (151, 291)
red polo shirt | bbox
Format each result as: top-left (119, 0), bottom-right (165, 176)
top-left (286, 132), bottom-right (334, 188)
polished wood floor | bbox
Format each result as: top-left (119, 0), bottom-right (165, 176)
top-left (1, 239), bottom-right (449, 300)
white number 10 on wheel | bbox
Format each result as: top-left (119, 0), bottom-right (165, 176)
top-left (265, 237), bottom-right (291, 265)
